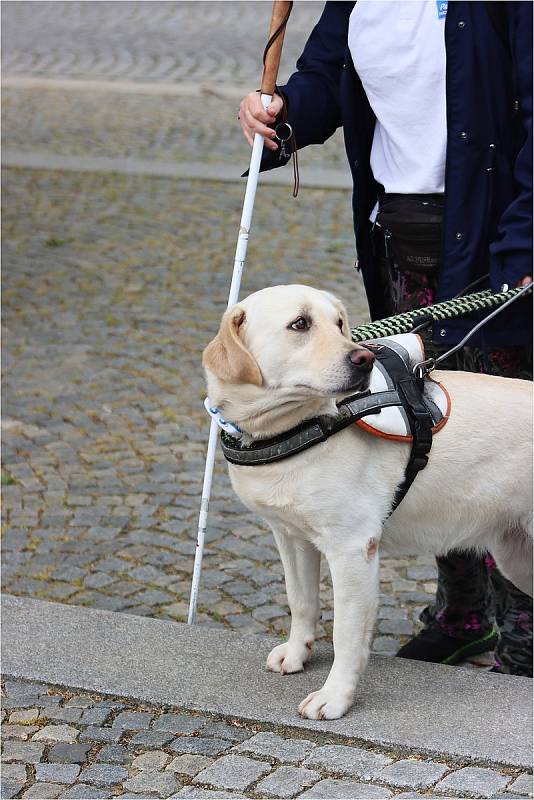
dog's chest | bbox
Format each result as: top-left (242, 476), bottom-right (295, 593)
top-left (228, 455), bottom-right (333, 531)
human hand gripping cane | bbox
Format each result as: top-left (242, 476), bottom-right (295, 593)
top-left (188, 1), bottom-right (293, 624)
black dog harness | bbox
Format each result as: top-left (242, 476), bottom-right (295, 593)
top-left (220, 342), bottom-right (434, 516)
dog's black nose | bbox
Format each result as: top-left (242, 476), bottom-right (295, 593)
top-left (348, 348), bottom-right (375, 372)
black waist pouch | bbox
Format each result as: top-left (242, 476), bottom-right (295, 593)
top-left (375, 193), bottom-right (444, 274)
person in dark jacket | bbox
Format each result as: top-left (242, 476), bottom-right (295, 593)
top-left (239, 1), bottom-right (532, 675)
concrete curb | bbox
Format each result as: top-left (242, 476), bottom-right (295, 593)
top-left (2, 149), bottom-right (352, 190)
top-left (2, 594), bottom-right (532, 768)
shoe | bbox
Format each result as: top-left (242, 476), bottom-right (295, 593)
top-left (489, 665), bottom-right (533, 677)
top-left (396, 625), bottom-right (498, 665)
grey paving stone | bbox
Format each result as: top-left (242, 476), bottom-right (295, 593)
top-left (255, 766), bottom-right (320, 798)
top-left (152, 713), bottom-right (207, 734)
top-left (494, 795), bottom-right (528, 799)
top-left (123, 770), bottom-right (181, 797)
top-left (37, 695), bottom-right (64, 709)
top-left (1, 778), bottom-right (21, 799)
top-left (43, 706), bottom-right (83, 723)
top-left (197, 721), bottom-right (250, 743)
top-left (304, 745), bottom-right (393, 781)
top-left (58, 786), bottom-right (110, 799)
top-left (377, 619), bottom-right (414, 636)
top-left (375, 759), bottom-right (449, 789)
top-left (95, 744), bottom-right (131, 764)
top-left (2, 763), bottom-right (28, 783)
top-left (174, 790), bottom-right (242, 799)
top-left (193, 755), bottom-right (271, 791)
top-left (170, 737), bottom-right (232, 756)
top-left (1, 723), bottom-right (40, 740)
top-left (35, 763), bottom-right (81, 783)
top-left (235, 732), bottom-right (316, 764)
top-left (83, 572), bottom-right (115, 589)
top-left (22, 784), bottom-right (66, 799)
top-left (507, 774), bottom-right (534, 796)
top-left (80, 726), bottom-right (122, 743)
top-left (78, 763), bottom-right (129, 787)
top-left (3, 740), bottom-right (45, 763)
top-left (32, 724), bottom-right (79, 743)
top-left (4, 680), bottom-right (44, 699)
top-left (79, 708), bottom-right (111, 726)
top-left (372, 636), bottom-right (401, 655)
top-left (64, 696), bottom-right (94, 709)
top-left (299, 779), bottom-right (393, 799)
top-left (9, 708), bottom-right (40, 724)
top-left (407, 565), bottom-right (438, 580)
top-left (48, 743), bottom-right (91, 763)
top-left (129, 729), bottom-right (174, 747)
top-left (436, 767), bottom-right (510, 797)
top-left (251, 604), bottom-right (286, 622)
top-left (131, 750), bottom-right (170, 770)
top-left (113, 710), bottom-right (153, 730)
top-left (166, 754), bottom-right (214, 776)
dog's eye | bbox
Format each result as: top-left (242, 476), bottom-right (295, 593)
top-left (338, 318), bottom-right (344, 332)
top-left (289, 317), bottom-right (310, 332)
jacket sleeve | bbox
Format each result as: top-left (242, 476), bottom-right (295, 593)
top-left (259, 1), bottom-right (354, 173)
top-left (489, 1), bottom-right (533, 290)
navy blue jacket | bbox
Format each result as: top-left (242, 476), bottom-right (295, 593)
top-left (261, 1), bottom-right (532, 346)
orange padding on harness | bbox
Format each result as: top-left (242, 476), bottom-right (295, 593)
top-left (355, 379), bottom-right (452, 442)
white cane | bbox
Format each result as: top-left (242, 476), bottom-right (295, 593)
top-left (188, 1), bottom-right (292, 624)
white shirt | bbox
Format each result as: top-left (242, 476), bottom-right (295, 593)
top-left (348, 0), bottom-right (447, 196)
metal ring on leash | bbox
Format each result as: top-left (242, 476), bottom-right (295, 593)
top-left (411, 281), bottom-right (533, 378)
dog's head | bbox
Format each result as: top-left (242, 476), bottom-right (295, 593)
top-left (203, 286), bottom-right (374, 431)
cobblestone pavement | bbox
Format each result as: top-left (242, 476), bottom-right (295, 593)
top-left (1, 88), bottom-right (347, 169)
top-left (2, 678), bottom-right (531, 800)
top-left (1, 165), bottom-right (455, 659)
top-left (3, 1), bottom-right (320, 87)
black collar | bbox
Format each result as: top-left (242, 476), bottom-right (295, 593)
top-left (221, 389), bottom-right (401, 466)
top-left (220, 342), bottom-right (434, 517)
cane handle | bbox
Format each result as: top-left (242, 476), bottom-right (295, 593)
top-left (261, 1), bottom-right (292, 96)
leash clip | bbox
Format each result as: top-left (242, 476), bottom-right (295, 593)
top-left (412, 358), bottom-right (435, 380)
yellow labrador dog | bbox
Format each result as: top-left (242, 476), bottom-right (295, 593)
top-left (204, 284), bottom-right (533, 720)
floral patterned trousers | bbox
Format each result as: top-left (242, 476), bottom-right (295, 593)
top-left (373, 228), bottom-right (533, 675)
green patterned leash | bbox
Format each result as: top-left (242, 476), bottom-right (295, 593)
top-left (351, 285), bottom-right (532, 343)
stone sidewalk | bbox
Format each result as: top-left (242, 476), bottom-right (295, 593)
top-left (3, 677), bottom-right (530, 800)
top-left (2, 1), bottom-right (319, 87)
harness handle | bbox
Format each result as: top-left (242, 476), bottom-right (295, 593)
top-left (412, 281), bottom-right (533, 378)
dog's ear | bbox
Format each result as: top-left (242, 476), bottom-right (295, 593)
top-left (203, 306), bottom-right (263, 387)
top-left (320, 290), bottom-right (351, 340)
top-left (338, 303), bottom-right (351, 340)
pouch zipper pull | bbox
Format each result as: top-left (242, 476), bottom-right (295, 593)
top-left (384, 229), bottom-right (392, 259)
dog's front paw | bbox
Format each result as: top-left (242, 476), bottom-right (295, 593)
top-left (266, 640), bottom-right (312, 675)
top-left (298, 687), bottom-right (353, 720)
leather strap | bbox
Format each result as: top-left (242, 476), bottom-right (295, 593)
top-left (221, 390), bottom-right (400, 466)
top-left (366, 344), bottom-right (433, 516)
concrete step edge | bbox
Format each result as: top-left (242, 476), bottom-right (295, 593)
top-left (2, 149), bottom-right (352, 190)
top-left (2, 594), bottom-right (531, 768)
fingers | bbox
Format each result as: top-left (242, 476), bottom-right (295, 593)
top-left (238, 92), bottom-right (284, 150)
top-left (517, 276), bottom-right (533, 287)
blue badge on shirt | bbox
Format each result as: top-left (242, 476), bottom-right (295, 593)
top-left (436, 1), bottom-right (448, 19)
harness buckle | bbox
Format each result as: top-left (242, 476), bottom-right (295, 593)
top-left (413, 358), bottom-right (435, 380)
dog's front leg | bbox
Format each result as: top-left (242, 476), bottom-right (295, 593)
top-left (266, 528), bottom-right (321, 675)
top-left (299, 534), bottom-right (380, 720)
